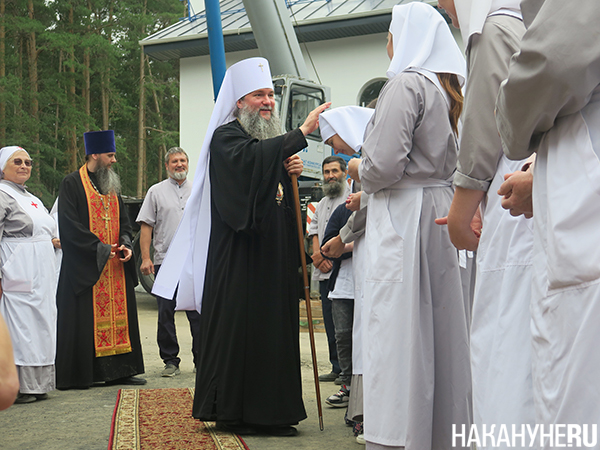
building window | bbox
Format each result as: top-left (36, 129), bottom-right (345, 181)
top-left (286, 85), bottom-right (325, 140)
top-left (358, 78), bottom-right (387, 107)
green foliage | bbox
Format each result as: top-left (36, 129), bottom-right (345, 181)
top-left (0, 0), bottom-right (183, 207)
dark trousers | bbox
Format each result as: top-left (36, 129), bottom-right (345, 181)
top-left (332, 298), bottom-right (354, 385)
top-left (320, 280), bottom-right (340, 374)
top-left (155, 265), bottom-right (201, 367)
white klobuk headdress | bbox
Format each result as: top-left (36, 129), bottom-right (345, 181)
top-left (153, 58), bottom-right (274, 312)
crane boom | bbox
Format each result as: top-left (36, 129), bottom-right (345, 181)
top-left (242, 0), bottom-right (310, 79)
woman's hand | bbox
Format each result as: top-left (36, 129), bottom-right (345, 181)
top-left (348, 158), bottom-right (361, 183)
top-left (346, 192), bottom-right (362, 211)
top-left (498, 170), bottom-right (533, 218)
top-left (435, 187), bottom-right (484, 251)
top-left (321, 235), bottom-right (346, 259)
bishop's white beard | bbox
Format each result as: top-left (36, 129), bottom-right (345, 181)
top-left (237, 104), bottom-right (282, 141)
top-left (95, 164), bottom-right (121, 195)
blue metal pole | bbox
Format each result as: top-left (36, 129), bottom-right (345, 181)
top-left (204, 0), bottom-right (227, 99)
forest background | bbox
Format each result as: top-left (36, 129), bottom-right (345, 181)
top-left (2, 0), bottom-right (185, 206)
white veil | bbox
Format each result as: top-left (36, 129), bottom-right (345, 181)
top-left (386, 2), bottom-right (466, 86)
top-left (319, 106), bottom-right (375, 153)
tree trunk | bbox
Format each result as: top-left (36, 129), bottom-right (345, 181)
top-left (101, 1), bottom-right (113, 130)
top-left (83, 1), bottom-right (91, 130)
top-left (15, 36), bottom-right (22, 134)
top-left (0, 0), bottom-right (5, 146)
top-left (53, 51), bottom-right (63, 197)
top-left (83, 47), bottom-right (90, 124)
top-left (147, 62), bottom-right (166, 181)
top-left (68, 5), bottom-right (78, 172)
top-left (27, 0), bottom-right (40, 183)
top-left (137, 0), bottom-right (147, 197)
top-left (137, 48), bottom-right (146, 197)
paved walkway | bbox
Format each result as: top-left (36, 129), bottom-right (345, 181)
top-left (0, 288), bottom-right (361, 450)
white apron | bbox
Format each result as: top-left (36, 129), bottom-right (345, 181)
top-left (0, 183), bottom-right (58, 366)
top-left (49, 198), bottom-right (62, 278)
top-left (363, 179), bottom-right (471, 449)
top-left (459, 249), bottom-right (476, 332)
top-left (531, 87), bottom-right (600, 449)
top-left (351, 231), bottom-right (365, 376)
top-left (470, 155), bottom-right (535, 448)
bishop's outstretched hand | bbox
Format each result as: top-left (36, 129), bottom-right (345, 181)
top-left (300, 102), bottom-right (331, 136)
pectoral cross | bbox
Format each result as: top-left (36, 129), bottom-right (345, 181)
top-left (100, 196), bottom-right (111, 232)
top-left (102, 213), bottom-right (110, 229)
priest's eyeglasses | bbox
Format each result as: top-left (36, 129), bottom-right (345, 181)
top-left (12, 158), bottom-right (33, 167)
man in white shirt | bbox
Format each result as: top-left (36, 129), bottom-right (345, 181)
top-left (136, 147), bottom-right (200, 377)
top-left (307, 155), bottom-right (350, 383)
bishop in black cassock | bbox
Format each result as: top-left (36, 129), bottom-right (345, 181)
top-left (186, 57), bottom-right (330, 436)
top-left (192, 119), bottom-right (308, 429)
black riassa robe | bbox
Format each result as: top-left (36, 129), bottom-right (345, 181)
top-left (55, 169), bottom-right (144, 389)
top-left (192, 120), bottom-right (308, 426)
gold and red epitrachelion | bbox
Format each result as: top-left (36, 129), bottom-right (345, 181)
top-left (79, 165), bottom-right (132, 357)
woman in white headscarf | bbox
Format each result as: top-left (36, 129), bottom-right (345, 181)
top-left (0, 146), bottom-right (59, 404)
top-left (347, 3), bottom-right (471, 449)
top-left (438, 0), bottom-right (536, 444)
top-left (320, 105), bottom-right (374, 443)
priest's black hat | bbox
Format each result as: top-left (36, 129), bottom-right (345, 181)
top-left (84, 130), bottom-right (116, 155)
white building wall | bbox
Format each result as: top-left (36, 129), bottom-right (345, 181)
top-left (301, 33), bottom-right (390, 106)
top-left (180, 33), bottom-right (390, 179)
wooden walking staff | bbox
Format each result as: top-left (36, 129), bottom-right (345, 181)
top-left (291, 174), bottom-right (324, 431)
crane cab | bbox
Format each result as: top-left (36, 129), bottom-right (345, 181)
top-left (273, 75), bottom-right (331, 181)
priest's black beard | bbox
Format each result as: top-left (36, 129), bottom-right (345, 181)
top-left (322, 178), bottom-right (345, 198)
top-left (237, 105), bottom-right (282, 140)
top-left (95, 164), bottom-right (121, 195)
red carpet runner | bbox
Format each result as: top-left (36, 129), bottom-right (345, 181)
top-left (108, 388), bottom-right (248, 450)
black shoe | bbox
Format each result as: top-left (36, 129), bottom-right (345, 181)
top-left (257, 425), bottom-right (298, 437)
top-left (34, 393), bottom-right (49, 401)
top-left (14, 393), bottom-right (36, 404)
top-left (216, 421), bottom-right (257, 435)
top-left (106, 376), bottom-right (147, 386)
top-left (318, 371), bottom-right (340, 382)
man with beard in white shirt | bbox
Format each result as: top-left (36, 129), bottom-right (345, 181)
top-left (308, 155), bottom-right (351, 384)
top-left (136, 147), bottom-right (200, 378)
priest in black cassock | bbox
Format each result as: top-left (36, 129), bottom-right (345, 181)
top-left (55, 130), bottom-right (146, 389)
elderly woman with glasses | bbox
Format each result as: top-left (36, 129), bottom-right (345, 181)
top-left (0, 146), bottom-right (60, 404)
